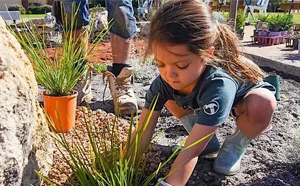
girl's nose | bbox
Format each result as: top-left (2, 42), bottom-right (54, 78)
top-left (166, 66), bottom-right (177, 78)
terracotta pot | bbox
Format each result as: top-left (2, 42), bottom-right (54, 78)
top-left (43, 91), bottom-right (78, 133)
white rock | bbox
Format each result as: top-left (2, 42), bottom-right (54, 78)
top-left (0, 17), bottom-right (53, 186)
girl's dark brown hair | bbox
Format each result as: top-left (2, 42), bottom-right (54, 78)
top-left (146, 0), bottom-right (265, 83)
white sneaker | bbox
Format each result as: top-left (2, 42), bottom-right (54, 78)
top-left (103, 66), bottom-right (138, 115)
top-left (74, 70), bottom-right (93, 105)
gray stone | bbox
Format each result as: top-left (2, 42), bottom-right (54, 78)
top-left (0, 17), bottom-right (53, 186)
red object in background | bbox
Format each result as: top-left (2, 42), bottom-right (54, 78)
top-left (45, 40), bottom-right (146, 64)
top-left (22, 0), bottom-right (29, 9)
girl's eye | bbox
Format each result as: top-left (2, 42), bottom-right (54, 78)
top-left (155, 62), bottom-right (165, 68)
top-left (177, 64), bottom-right (189, 69)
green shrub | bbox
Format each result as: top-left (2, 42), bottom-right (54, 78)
top-left (27, 4), bottom-right (52, 14)
top-left (267, 14), bottom-right (294, 31)
top-left (256, 14), bottom-right (270, 22)
top-left (236, 10), bottom-right (247, 30)
top-left (280, 14), bottom-right (294, 31)
top-left (92, 63), bottom-right (108, 73)
top-left (8, 4), bottom-right (26, 14)
top-left (267, 14), bottom-right (283, 31)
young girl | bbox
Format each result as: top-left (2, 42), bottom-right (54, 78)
top-left (129, 0), bottom-right (277, 185)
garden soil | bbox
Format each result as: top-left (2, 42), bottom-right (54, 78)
top-left (45, 40), bottom-right (300, 186)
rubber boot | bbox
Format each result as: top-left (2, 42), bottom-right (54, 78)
top-left (213, 129), bottom-right (253, 175)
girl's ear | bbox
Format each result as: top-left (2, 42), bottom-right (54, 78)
top-left (206, 47), bottom-right (215, 57)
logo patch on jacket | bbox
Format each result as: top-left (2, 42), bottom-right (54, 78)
top-left (203, 101), bottom-right (219, 115)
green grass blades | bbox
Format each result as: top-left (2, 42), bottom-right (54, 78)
top-left (92, 63), bottom-right (108, 74)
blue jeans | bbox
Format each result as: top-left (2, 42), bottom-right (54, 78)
top-left (52, 0), bottom-right (90, 29)
top-left (105, 0), bottom-right (137, 39)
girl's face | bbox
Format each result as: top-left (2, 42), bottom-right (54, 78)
top-left (152, 42), bottom-right (206, 95)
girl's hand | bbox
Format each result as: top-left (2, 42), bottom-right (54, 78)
top-left (157, 178), bottom-right (173, 186)
top-left (166, 124), bottom-right (217, 186)
top-left (123, 109), bottom-right (161, 160)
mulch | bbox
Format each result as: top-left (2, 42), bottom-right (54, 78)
top-left (44, 39), bottom-right (147, 64)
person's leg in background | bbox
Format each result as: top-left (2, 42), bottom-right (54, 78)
top-left (104, 0), bottom-right (138, 115)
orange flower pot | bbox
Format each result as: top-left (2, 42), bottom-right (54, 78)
top-left (43, 91), bottom-right (78, 133)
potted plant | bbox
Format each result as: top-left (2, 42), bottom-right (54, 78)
top-left (255, 14), bottom-right (269, 36)
top-left (279, 14), bottom-right (294, 35)
top-left (235, 10), bottom-right (247, 40)
top-left (256, 13), bottom-right (270, 23)
top-left (8, 11), bottom-right (107, 133)
top-left (267, 14), bottom-right (283, 36)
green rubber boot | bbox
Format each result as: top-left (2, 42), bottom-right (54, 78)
top-left (213, 129), bottom-right (253, 175)
top-left (264, 75), bottom-right (280, 101)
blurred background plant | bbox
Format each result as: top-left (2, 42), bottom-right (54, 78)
top-left (280, 14), bottom-right (294, 31)
top-left (236, 9), bottom-right (247, 30)
top-left (267, 13), bottom-right (294, 31)
top-left (256, 13), bottom-right (270, 22)
top-left (7, 4), bottom-right (26, 14)
top-left (268, 14), bottom-right (284, 31)
top-left (92, 63), bottom-right (108, 73)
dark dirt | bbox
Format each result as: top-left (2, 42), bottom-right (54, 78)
top-left (87, 56), bottom-right (300, 186)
